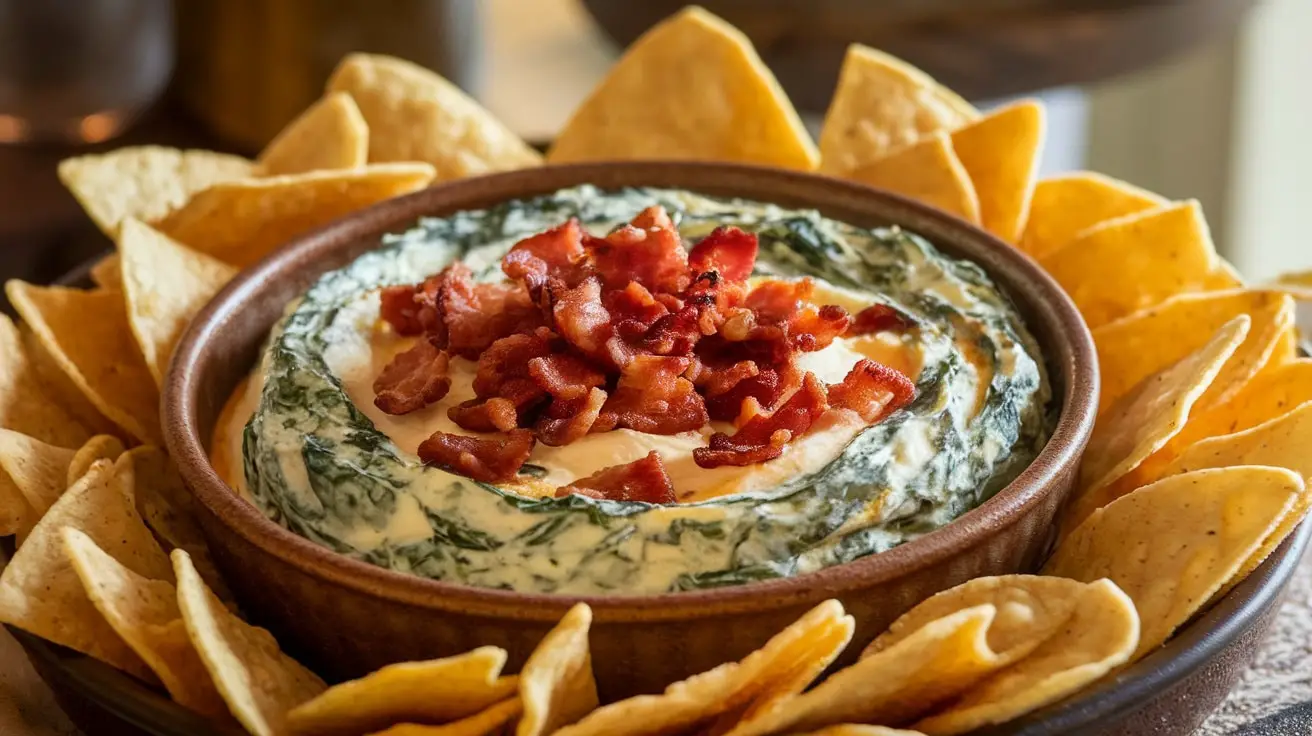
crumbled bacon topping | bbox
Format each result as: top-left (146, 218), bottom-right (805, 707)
top-left (374, 206), bottom-right (917, 490)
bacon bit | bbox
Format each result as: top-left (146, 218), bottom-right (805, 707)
top-left (372, 339), bottom-right (451, 415)
top-left (703, 357), bottom-right (802, 422)
top-left (828, 359), bottom-right (917, 422)
top-left (641, 307), bottom-right (702, 356)
top-left (596, 356), bottom-right (708, 434)
top-left (537, 387), bottom-right (607, 446)
top-left (502, 218), bottom-right (591, 287)
top-left (848, 303), bottom-right (913, 336)
top-left (446, 281), bottom-right (543, 359)
top-left (418, 429), bottom-right (536, 483)
top-left (447, 397), bottom-right (520, 433)
top-left (606, 281), bottom-right (670, 339)
top-left (588, 207), bottom-right (691, 294)
top-left (555, 451), bottom-right (676, 504)
top-left (631, 205), bottom-right (673, 231)
top-left (528, 353), bottom-right (606, 400)
top-left (473, 328), bottom-right (556, 398)
top-left (694, 373), bottom-right (829, 468)
top-left (378, 284), bottom-right (425, 336)
top-left (790, 304), bottom-right (851, 352)
top-left (745, 278), bottom-right (814, 322)
top-left (553, 277), bottom-right (613, 360)
top-left (691, 359), bottom-right (760, 398)
top-left (688, 227), bottom-right (758, 282)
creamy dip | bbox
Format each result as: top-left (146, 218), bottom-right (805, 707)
top-left (220, 185), bottom-right (1051, 595)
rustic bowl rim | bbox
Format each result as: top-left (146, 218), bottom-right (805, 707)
top-left (163, 161), bottom-right (1099, 620)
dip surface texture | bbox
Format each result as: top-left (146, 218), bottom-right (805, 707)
top-left (232, 186), bottom-right (1052, 595)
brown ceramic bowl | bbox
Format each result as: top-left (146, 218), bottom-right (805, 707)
top-left (163, 162), bottom-right (1098, 699)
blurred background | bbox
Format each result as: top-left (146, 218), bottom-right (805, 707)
top-left (0, 0), bottom-right (1307, 306)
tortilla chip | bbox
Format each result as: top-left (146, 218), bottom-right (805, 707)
top-left (286, 647), bottom-right (517, 736)
top-left (949, 101), bottom-right (1045, 243)
top-left (68, 434), bottom-right (126, 487)
top-left (1204, 259), bottom-right (1246, 290)
top-left (5, 281), bottom-right (160, 445)
top-left (556, 600), bottom-right (853, 736)
top-left (256, 91), bottom-right (369, 176)
top-left (327, 54), bottom-right (540, 179)
top-left (1039, 201), bottom-right (1220, 329)
top-left (152, 163), bottom-right (435, 268)
top-left (1092, 290), bottom-right (1296, 416)
top-left (1159, 401), bottom-right (1312, 596)
top-left (794, 728), bottom-right (924, 736)
top-left (913, 579), bottom-right (1139, 735)
top-left (57, 146), bottom-right (254, 238)
top-left (818, 44), bottom-right (978, 176)
top-left (367, 699), bottom-right (525, 736)
top-left (1044, 466), bottom-right (1299, 660)
top-left (0, 465), bottom-right (33, 538)
top-left (1017, 172), bottom-right (1165, 261)
top-left (63, 527), bottom-right (229, 718)
top-left (1273, 269), bottom-right (1312, 289)
top-left (548, 7), bottom-right (817, 170)
top-left (0, 314), bottom-right (91, 448)
top-left (119, 218), bottom-right (238, 385)
top-left (724, 606), bottom-right (1006, 736)
top-left (17, 322), bottom-right (121, 439)
top-left (1064, 317), bottom-right (1248, 528)
top-left (90, 254), bottom-right (123, 290)
top-left (0, 460), bottom-right (171, 680)
top-left (173, 548), bottom-right (326, 736)
top-left (0, 430), bottom-right (75, 521)
top-left (862, 575), bottom-right (1095, 663)
top-left (848, 132), bottom-right (980, 224)
top-left (1175, 358), bottom-right (1312, 449)
top-left (518, 603), bottom-right (598, 736)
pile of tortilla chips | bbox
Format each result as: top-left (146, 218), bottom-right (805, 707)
top-left (3, 4), bottom-right (1312, 735)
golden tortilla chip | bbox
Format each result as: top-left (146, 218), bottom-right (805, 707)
top-left (17, 322), bottom-right (121, 439)
top-left (328, 54), bottom-right (540, 179)
top-left (556, 600), bottom-right (853, 736)
top-left (90, 254), bottom-right (123, 290)
top-left (173, 548), bottom-right (326, 736)
top-left (1159, 401), bottom-right (1312, 597)
top-left (286, 647), bottom-right (517, 736)
top-left (1065, 317), bottom-right (1248, 528)
top-left (913, 579), bottom-right (1139, 735)
top-left (518, 603), bottom-right (598, 736)
top-left (0, 430), bottom-right (75, 521)
top-left (5, 281), bottom-right (161, 445)
top-left (725, 606), bottom-right (1006, 736)
top-left (1273, 268), bottom-right (1312, 289)
top-left (548, 7), bottom-right (817, 170)
top-left (1018, 172), bottom-right (1165, 261)
top-left (949, 101), bottom-right (1045, 243)
top-left (57, 146), bottom-right (254, 238)
top-left (1204, 259), bottom-right (1246, 290)
top-left (848, 132), bottom-right (979, 224)
top-left (0, 475), bottom-right (29, 540)
top-left (257, 91), bottom-right (369, 176)
top-left (818, 44), bottom-right (978, 176)
top-left (63, 527), bottom-right (229, 718)
top-left (1044, 466), bottom-right (1299, 660)
top-left (153, 163), bottom-right (435, 268)
top-left (1175, 358), bottom-right (1312, 450)
top-left (68, 434), bottom-right (126, 487)
top-left (0, 314), bottom-right (91, 448)
top-left (0, 460), bottom-right (171, 680)
top-left (1092, 290), bottom-right (1295, 416)
top-left (367, 699), bottom-right (525, 736)
top-left (119, 218), bottom-right (238, 386)
top-left (1040, 201), bottom-right (1219, 329)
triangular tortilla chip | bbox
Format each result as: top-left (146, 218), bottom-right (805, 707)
top-left (1039, 201), bottom-right (1220, 329)
top-left (57, 146), bottom-right (254, 237)
top-left (173, 549), bottom-right (326, 736)
top-left (518, 603), bottom-right (598, 736)
top-left (0, 460), bottom-right (172, 680)
top-left (1018, 172), bottom-right (1165, 260)
top-left (1172, 358), bottom-right (1312, 454)
top-left (0, 429), bottom-right (76, 518)
top-left (119, 218), bottom-right (239, 386)
top-left (152, 163), bottom-right (435, 268)
top-left (328, 54), bottom-right (541, 180)
top-left (848, 132), bottom-right (980, 224)
top-left (90, 254), bottom-right (123, 290)
top-left (68, 435), bottom-right (126, 487)
top-left (1204, 258), bottom-right (1246, 290)
top-left (0, 473), bottom-right (30, 538)
top-left (1045, 466), bottom-right (1299, 660)
top-left (818, 44), bottom-right (978, 176)
top-left (257, 91), bottom-right (369, 176)
top-left (949, 101), bottom-right (1045, 243)
top-left (548, 7), bottom-right (818, 170)
top-left (0, 313), bottom-right (91, 448)
top-left (367, 699), bottom-right (524, 736)
top-left (5, 281), bottom-right (160, 445)
top-left (63, 527), bottom-right (230, 718)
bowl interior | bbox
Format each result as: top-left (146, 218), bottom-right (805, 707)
top-left (164, 161), bottom-right (1099, 616)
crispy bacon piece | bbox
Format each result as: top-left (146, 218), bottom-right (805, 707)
top-left (847, 303), bottom-right (914, 336)
top-left (595, 356), bottom-right (708, 434)
top-left (690, 359), bottom-right (760, 398)
top-left (537, 387), bottom-right (607, 446)
top-left (790, 304), bottom-right (851, 352)
top-left (372, 339), bottom-right (451, 415)
top-left (606, 281), bottom-right (671, 339)
top-left (447, 397), bottom-right (520, 433)
top-left (694, 373), bottom-right (829, 468)
top-left (702, 355), bottom-right (802, 422)
top-left (444, 279), bottom-right (543, 360)
top-left (378, 284), bottom-right (425, 336)
top-left (418, 429), bottom-right (536, 483)
top-left (688, 227), bottom-right (758, 282)
top-left (502, 218), bottom-right (591, 286)
top-left (473, 328), bottom-right (556, 398)
top-left (828, 359), bottom-right (917, 422)
top-left (528, 353), bottom-right (606, 401)
top-left (553, 277), bottom-right (613, 360)
top-left (555, 451), bottom-right (677, 504)
top-left (641, 306), bottom-right (703, 356)
top-left (588, 206), bottom-right (691, 295)
top-left (746, 278), bottom-right (814, 322)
